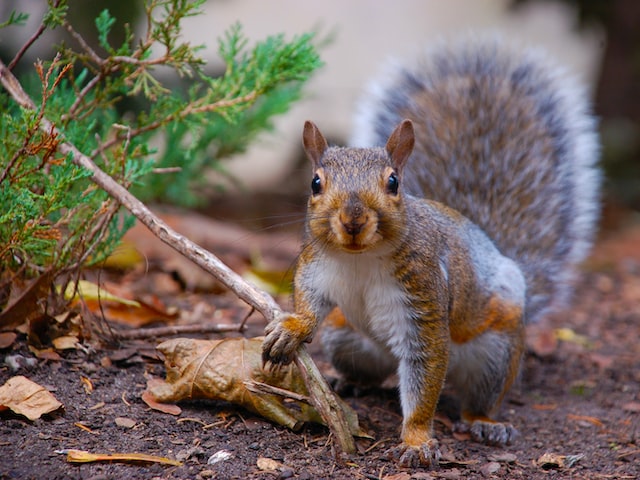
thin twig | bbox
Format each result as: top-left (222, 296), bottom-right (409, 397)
top-left (295, 346), bottom-right (356, 454)
top-left (91, 90), bottom-right (259, 158)
top-left (63, 23), bottom-right (104, 65)
top-left (8, 0), bottom-right (63, 70)
top-left (0, 57), bottom-right (356, 456)
top-left (114, 322), bottom-right (245, 340)
top-left (244, 380), bottom-right (311, 404)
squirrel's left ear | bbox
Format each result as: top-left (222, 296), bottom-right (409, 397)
top-left (385, 119), bottom-right (415, 171)
top-left (302, 121), bottom-right (329, 168)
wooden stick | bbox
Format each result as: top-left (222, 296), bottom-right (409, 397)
top-left (0, 58), bottom-right (356, 456)
top-left (113, 323), bottom-right (244, 340)
top-left (295, 346), bottom-right (356, 454)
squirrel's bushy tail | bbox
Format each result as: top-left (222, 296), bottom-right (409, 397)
top-left (352, 36), bottom-right (600, 323)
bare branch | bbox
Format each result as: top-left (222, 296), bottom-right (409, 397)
top-left (113, 322), bottom-right (245, 340)
top-left (0, 57), bottom-right (356, 456)
top-left (8, 0), bottom-right (63, 70)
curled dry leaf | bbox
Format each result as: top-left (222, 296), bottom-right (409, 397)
top-left (537, 452), bottom-right (585, 470)
top-left (147, 337), bottom-right (365, 436)
top-left (0, 375), bottom-right (63, 420)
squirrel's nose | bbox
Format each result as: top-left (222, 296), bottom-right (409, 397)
top-left (342, 219), bottom-right (365, 236)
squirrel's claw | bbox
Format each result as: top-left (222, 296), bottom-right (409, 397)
top-left (469, 420), bottom-right (519, 446)
top-left (261, 315), bottom-right (307, 366)
top-left (455, 419), bottom-right (519, 447)
top-left (387, 439), bottom-right (440, 468)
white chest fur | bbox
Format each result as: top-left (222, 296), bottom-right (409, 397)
top-left (309, 251), bottom-right (418, 359)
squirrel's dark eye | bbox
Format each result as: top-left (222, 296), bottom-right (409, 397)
top-left (311, 173), bottom-right (322, 195)
top-left (387, 172), bottom-right (399, 195)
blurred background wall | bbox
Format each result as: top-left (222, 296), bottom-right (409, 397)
top-left (2, 0), bottom-right (638, 211)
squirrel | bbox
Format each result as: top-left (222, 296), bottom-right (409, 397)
top-left (262, 37), bottom-right (601, 468)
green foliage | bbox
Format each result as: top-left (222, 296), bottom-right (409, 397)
top-left (0, 10), bottom-right (29, 28)
top-left (0, 0), bottom-right (322, 290)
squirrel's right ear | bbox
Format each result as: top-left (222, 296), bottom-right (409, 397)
top-left (302, 121), bottom-right (328, 168)
top-left (385, 119), bottom-right (415, 171)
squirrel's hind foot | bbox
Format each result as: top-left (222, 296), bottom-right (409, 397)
top-left (386, 439), bottom-right (441, 468)
top-left (455, 419), bottom-right (519, 446)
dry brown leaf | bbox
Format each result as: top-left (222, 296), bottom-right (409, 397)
top-left (52, 335), bottom-right (79, 350)
top-left (384, 473), bottom-right (412, 480)
top-left (141, 387), bottom-right (182, 415)
top-left (146, 337), bottom-right (365, 436)
top-left (567, 413), bottom-right (604, 428)
top-left (0, 375), bottom-right (62, 420)
top-left (537, 452), bottom-right (565, 469)
top-left (63, 449), bottom-right (182, 466)
top-left (0, 332), bottom-right (17, 349)
top-left (256, 457), bottom-right (282, 472)
top-left (65, 280), bottom-right (177, 328)
top-left (0, 270), bottom-right (55, 329)
top-left (115, 417), bottom-right (137, 429)
top-left (101, 241), bottom-right (144, 270)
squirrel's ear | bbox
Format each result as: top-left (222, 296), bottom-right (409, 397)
top-left (302, 121), bottom-right (328, 168)
top-left (385, 119), bottom-right (415, 171)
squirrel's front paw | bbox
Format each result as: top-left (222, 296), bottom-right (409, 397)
top-left (386, 439), bottom-right (440, 468)
top-left (262, 313), bottom-right (313, 365)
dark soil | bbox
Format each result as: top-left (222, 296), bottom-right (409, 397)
top-left (1, 207), bottom-right (639, 480)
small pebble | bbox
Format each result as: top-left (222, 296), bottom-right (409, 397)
top-left (207, 450), bottom-right (233, 465)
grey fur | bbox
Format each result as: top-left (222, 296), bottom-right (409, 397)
top-left (351, 36), bottom-right (600, 323)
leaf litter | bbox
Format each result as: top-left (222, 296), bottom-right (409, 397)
top-left (0, 208), bottom-right (639, 478)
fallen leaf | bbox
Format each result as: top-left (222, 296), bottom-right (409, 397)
top-left (256, 457), bottom-right (281, 472)
top-left (28, 311), bottom-right (82, 349)
top-left (567, 413), bottom-right (604, 428)
top-left (536, 452), bottom-right (584, 470)
top-left (63, 280), bottom-right (138, 306)
top-left (480, 461), bottom-right (501, 476)
top-left (0, 332), bottom-right (17, 349)
top-left (32, 348), bottom-right (62, 361)
top-left (96, 297), bottom-right (178, 327)
top-left (0, 375), bottom-right (62, 420)
top-left (74, 422), bottom-right (98, 434)
top-left (115, 417), bottom-right (137, 429)
top-left (537, 452), bottom-right (565, 469)
top-left (147, 337), bottom-right (365, 436)
top-left (384, 473), bottom-right (411, 480)
top-left (555, 328), bottom-right (592, 348)
top-left (0, 270), bottom-right (54, 329)
top-left (61, 449), bottom-right (182, 466)
top-left (488, 452), bottom-right (517, 463)
top-left (80, 376), bottom-right (93, 395)
top-left (52, 335), bottom-right (79, 350)
top-left (100, 241), bottom-right (144, 270)
top-left (141, 388), bottom-right (182, 415)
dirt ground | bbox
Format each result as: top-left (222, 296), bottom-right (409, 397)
top-left (1, 203), bottom-right (639, 480)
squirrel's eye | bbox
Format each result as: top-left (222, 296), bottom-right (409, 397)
top-left (311, 173), bottom-right (322, 195)
top-left (387, 172), bottom-right (399, 195)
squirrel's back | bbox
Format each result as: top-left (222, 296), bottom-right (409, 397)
top-left (351, 37), bottom-right (600, 323)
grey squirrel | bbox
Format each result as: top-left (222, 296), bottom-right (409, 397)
top-left (262, 37), bottom-right (601, 468)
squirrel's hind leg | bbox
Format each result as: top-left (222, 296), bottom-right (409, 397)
top-left (448, 328), bottom-right (523, 447)
top-left (320, 307), bottom-right (397, 386)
